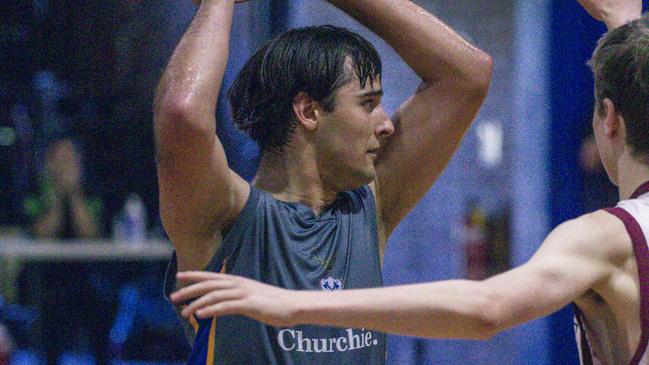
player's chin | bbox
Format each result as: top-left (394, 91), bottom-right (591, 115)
top-left (339, 169), bottom-right (374, 191)
top-left (356, 165), bottom-right (377, 186)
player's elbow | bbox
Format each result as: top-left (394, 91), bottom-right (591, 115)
top-left (155, 94), bottom-right (202, 128)
top-left (468, 290), bottom-right (508, 340)
top-left (153, 95), bottom-right (214, 160)
top-left (423, 51), bottom-right (492, 104)
top-left (464, 52), bottom-right (493, 99)
top-left (476, 52), bottom-right (494, 88)
top-left (471, 313), bottom-right (501, 340)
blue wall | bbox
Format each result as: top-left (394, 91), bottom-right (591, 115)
top-left (547, 2), bottom-right (602, 364)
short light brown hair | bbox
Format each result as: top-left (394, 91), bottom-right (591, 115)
top-left (589, 14), bottom-right (649, 158)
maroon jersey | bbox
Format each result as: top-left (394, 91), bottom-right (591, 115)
top-left (574, 181), bottom-right (649, 365)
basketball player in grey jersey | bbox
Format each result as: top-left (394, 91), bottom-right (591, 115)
top-left (171, 1), bottom-right (649, 364)
top-left (155, 0), bottom-right (491, 363)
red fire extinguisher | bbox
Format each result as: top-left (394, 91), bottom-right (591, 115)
top-left (463, 200), bottom-right (489, 280)
top-left (0, 324), bottom-right (14, 365)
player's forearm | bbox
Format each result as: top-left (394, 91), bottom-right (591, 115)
top-left (328, 0), bottom-right (492, 89)
top-left (154, 0), bottom-right (235, 128)
top-left (292, 281), bottom-right (502, 340)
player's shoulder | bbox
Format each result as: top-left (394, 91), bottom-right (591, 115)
top-left (555, 209), bottom-right (633, 262)
top-left (556, 209), bottom-right (625, 237)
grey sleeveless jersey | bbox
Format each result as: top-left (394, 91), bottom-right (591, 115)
top-left (165, 185), bottom-right (386, 365)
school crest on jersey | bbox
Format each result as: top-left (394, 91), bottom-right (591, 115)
top-left (320, 276), bottom-right (343, 291)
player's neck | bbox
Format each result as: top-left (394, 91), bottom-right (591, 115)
top-left (616, 151), bottom-right (649, 200)
top-left (253, 145), bottom-right (339, 215)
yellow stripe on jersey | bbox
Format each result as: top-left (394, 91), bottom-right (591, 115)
top-left (204, 260), bottom-right (227, 364)
top-left (206, 317), bottom-right (217, 365)
top-left (189, 314), bottom-right (199, 334)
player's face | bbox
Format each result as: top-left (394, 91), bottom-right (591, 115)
top-left (313, 75), bottom-right (394, 191)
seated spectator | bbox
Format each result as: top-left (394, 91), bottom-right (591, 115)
top-left (23, 137), bottom-right (101, 239)
top-left (20, 136), bottom-right (113, 365)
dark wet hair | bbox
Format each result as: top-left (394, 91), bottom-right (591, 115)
top-left (228, 25), bottom-right (381, 151)
top-left (589, 14), bottom-right (649, 157)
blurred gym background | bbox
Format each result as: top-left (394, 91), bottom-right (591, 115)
top-left (1, 0), bottom-right (645, 364)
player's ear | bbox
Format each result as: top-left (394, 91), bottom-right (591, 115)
top-left (293, 92), bottom-right (318, 132)
top-left (601, 98), bottom-right (621, 139)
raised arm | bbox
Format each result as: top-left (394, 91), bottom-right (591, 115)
top-left (170, 210), bottom-right (631, 339)
top-left (327, 0), bottom-right (493, 234)
top-left (153, 0), bottom-right (249, 270)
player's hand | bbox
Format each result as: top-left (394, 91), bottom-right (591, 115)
top-left (170, 271), bottom-right (298, 327)
top-left (577, 0), bottom-right (642, 29)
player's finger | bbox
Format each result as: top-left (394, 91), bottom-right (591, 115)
top-left (170, 279), bottom-right (236, 304)
top-left (195, 300), bottom-right (248, 319)
top-left (181, 289), bottom-right (243, 318)
top-left (176, 271), bottom-right (228, 283)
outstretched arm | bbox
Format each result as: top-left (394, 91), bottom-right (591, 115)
top-left (154, 0), bottom-right (249, 271)
top-left (327, 0), bottom-right (493, 235)
top-left (170, 211), bottom-right (629, 339)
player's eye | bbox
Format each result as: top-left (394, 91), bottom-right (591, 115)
top-left (362, 99), bottom-right (376, 111)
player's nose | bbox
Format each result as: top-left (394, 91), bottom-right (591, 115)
top-left (375, 107), bottom-right (394, 138)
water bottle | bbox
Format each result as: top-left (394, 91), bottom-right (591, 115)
top-left (112, 193), bottom-right (147, 244)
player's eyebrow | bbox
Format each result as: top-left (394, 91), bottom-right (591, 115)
top-left (356, 89), bottom-right (384, 98)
